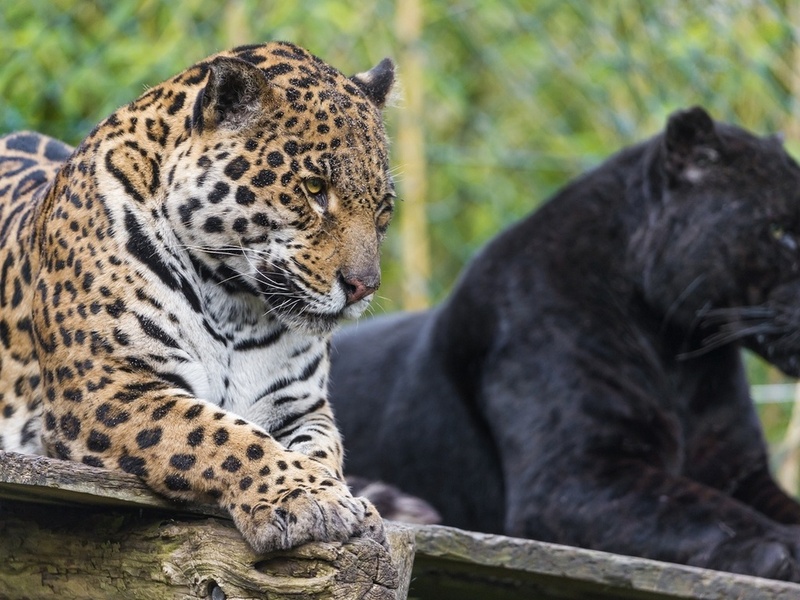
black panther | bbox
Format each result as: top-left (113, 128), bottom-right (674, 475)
top-left (331, 107), bottom-right (800, 581)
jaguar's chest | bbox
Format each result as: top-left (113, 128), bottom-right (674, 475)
top-left (150, 285), bottom-right (330, 429)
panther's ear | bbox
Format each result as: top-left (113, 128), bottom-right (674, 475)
top-left (350, 58), bottom-right (396, 109)
top-left (192, 56), bottom-right (279, 133)
top-left (663, 106), bottom-right (721, 184)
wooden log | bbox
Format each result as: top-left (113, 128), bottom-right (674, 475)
top-left (0, 451), bottom-right (414, 600)
top-left (409, 524), bottom-right (800, 599)
top-left (0, 449), bottom-right (222, 515)
top-left (7, 450), bottom-right (800, 599)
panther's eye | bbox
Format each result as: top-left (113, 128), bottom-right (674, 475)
top-left (770, 223), bottom-right (798, 251)
top-left (693, 148), bottom-right (719, 168)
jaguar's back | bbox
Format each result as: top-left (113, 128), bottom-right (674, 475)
top-left (0, 132), bottom-right (73, 453)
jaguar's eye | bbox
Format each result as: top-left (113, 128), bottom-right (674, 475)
top-left (304, 177), bottom-right (326, 196)
top-left (303, 177), bottom-right (328, 211)
top-left (376, 198), bottom-right (394, 234)
top-left (770, 223), bottom-right (785, 240)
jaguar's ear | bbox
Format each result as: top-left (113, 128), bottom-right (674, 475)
top-left (663, 106), bottom-right (721, 185)
top-left (192, 56), bottom-right (279, 133)
top-left (350, 58), bottom-right (396, 109)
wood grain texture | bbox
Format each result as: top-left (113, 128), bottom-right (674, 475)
top-left (4, 451), bottom-right (800, 599)
top-left (0, 501), bottom-right (412, 599)
top-left (409, 524), bottom-right (800, 599)
top-left (0, 451), bottom-right (413, 599)
top-left (0, 449), bottom-right (223, 515)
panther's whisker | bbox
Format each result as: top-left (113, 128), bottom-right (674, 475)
top-left (678, 322), bottom-right (782, 360)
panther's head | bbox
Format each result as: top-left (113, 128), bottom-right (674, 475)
top-left (631, 106), bottom-right (800, 375)
top-left (165, 42), bottom-right (395, 334)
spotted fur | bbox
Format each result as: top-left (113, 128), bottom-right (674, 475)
top-left (0, 41), bottom-right (395, 553)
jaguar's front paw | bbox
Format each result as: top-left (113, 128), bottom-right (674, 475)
top-left (228, 477), bottom-right (386, 554)
top-left (353, 495), bottom-right (387, 546)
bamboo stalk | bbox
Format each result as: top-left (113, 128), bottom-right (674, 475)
top-left (395, 0), bottom-right (430, 310)
top-left (777, 383), bottom-right (800, 494)
top-left (775, 8), bottom-right (800, 496)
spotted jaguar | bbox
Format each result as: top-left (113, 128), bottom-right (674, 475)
top-left (0, 41), bottom-right (395, 553)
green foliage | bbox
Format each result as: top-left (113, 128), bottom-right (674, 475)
top-left (415, 0), bottom-right (799, 299)
top-left (3, 1), bottom-right (797, 292)
top-left (0, 1), bottom-right (397, 143)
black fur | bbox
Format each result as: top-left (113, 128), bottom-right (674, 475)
top-left (330, 107), bottom-right (800, 581)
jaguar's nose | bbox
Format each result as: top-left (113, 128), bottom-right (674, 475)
top-left (339, 271), bottom-right (379, 305)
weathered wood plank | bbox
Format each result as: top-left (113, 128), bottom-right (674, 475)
top-left (5, 451), bottom-right (800, 599)
top-left (0, 451), bottom-right (414, 600)
top-left (409, 524), bottom-right (800, 599)
top-left (1, 500), bottom-right (413, 600)
top-left (0, 449), bottom-right (224, 516)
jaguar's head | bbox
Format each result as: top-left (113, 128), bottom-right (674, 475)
top-left (165, 42), bottom-right (395, 334)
